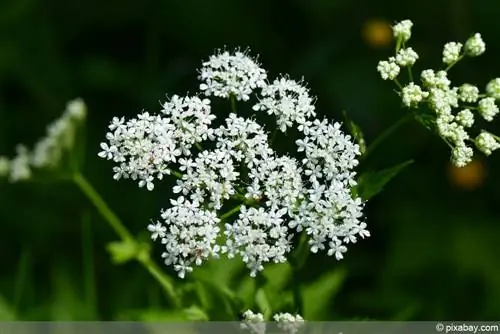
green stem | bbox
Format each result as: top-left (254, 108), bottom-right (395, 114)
top-left (137, 255), bottom-right (180, 307)
top-left (361, 112), bottom-right (415, 162)
top-left (230, 95), bottom-right (237, 113)
top-left (220, 204), bottom-right (242, 221)
top-left (82, 213), bottom-right (97, 318)
top-left (269, 129), bottom-right (278, 146)
top-left (288, 232), bottom-right (309, 314)
top-left (73, 173), bottom-right (133, 242)
top-left (445, 55), bottom-right (464, 72)
top-left (72, 172), bottom-right (179, 307)
top-left (12, 247), bottom-right (30, 314)
top-left (407, 66), bottom-right (414, 82)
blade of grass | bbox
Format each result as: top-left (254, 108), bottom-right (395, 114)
top-left (82, 211), bottom-right (97, 319)
top-left (13, 246), bottom-right (30, 315)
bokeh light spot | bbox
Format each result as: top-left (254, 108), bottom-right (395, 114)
top-left (448, 159), bottom-right (485, 190)
top-left (362, 19), bottom-right (393, 49)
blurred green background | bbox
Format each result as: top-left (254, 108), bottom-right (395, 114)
top-left (1, 0), bottom-right (499, 321)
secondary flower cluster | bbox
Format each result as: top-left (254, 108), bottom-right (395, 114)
top-left (377, 20), bottom-right (500, 167)
top-left (99, 49), bottom-right (369, 278)
top-left (240, 310), bottom-right (304, 334)
top-left (0, 99), bottom-right (87, 182)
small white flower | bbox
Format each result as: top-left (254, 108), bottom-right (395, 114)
top-left (478, 97), bottom-right (499, 121)
top-left (442, 42), bottom-right (462, 64)
top-left (377, 58), bottom-right (400, 80)
top-left (147, 222), bottom-right (167, 241)
top-left (395, 47), bottom-right (419, 66)
top-left (475, 132), bottom-right (500, 156)
top-left (458, 84), bottom-right (479, 103)
top-left (486, 78), bottom-right (500, 100)
top-left (327, 238), bottom-right (348, 260)
top-left (392, 20), bottom-right (413, 42)
top-left (455, 109), bottom-right (474, 128)
top-left (98, 142), bottom-right (117, 160)
top-left (464, 33), bottom-right (486, 57)
top-left (401, 82), bottom-right (429, 107)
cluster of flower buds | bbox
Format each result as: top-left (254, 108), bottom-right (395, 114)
top-left (99, 49), bottom-right (369, 278)
top-left (377, 20), bottom-right (500, 167)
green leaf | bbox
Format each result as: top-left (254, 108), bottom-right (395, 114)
top-left (343, 110), bottom-right (366, 154)
top-left (191, 273), bottom-right (242, 320)
top-left (302, 268), bottom-right (346, 320)
top-left (255, 288), bottom-right (272, 320)
top-left (354, 160), bottom-right (413, 200)
top-left (106, 240), bottom-right (149, 264)
top-left (183, 305), bottom-right (210, 321)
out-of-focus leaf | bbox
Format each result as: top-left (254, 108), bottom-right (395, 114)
top-left (255, 288), bottom-right (272, 320)
top-left (302, 268), bottom-right (346, 320)
top-left (353, 160), bottom-right (413, 200)
top-left (0, 295), bottom-right (16, 320)
top-left (106, 240), bottom-right (149, 264)
top-left (183, 305), bottom-right (209, 321)
top-left (50, 266), bottom-right (90, 320)
top-left (343, 110), bottom-right (366, 154)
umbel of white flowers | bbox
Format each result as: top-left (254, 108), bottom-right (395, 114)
top-left (98, 49), bottom-right (369, 278)
top-left (378, 20), bottom-right (500, 167)
top-left (0, 99), bottom-right (87, 182)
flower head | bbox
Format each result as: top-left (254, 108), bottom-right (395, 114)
top-left (464, 33), bottom-right (486, 57)
top-left (198, 49), bottom-right (267, 101)
top-left (486, 78), bottom-right (500, 100)
top-left (392, 20), bottom-right (413, 42)
top-left (475, 132), bottom-right (500, 156)
top-left (442, 42), bottom-right (462, 64)
top-left (377, 58), bottom-right (400, 80)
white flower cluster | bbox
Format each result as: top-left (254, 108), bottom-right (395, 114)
top-left (99, 49), bottom-right (368, 278)
top-left (377, 20), bottom-right (500, 167)
top-left (199, 49), bottom-right (267, 101)
top-left (0, 99), bottom-right (87, 182)
top-left (240, 310), bottom-right (304, 334)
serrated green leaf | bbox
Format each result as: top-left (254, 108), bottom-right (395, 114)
top-left (302, 268), bottom-right (346, 320)
top-left (343, 110), bottom-right (366, 154)
top-left (354, 160), bottom-right (413, 200)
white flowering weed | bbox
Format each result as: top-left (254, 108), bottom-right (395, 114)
top-left (99, 49), bottom-right (368, 278)
top-left (0, 99), bottom-right (87, 182)
top-left (377, 20), bottom-right (500, 167)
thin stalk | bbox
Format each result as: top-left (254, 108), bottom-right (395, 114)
top-left (72, 172), bottom-right (179, 307)
top-left (288, 232), bottom-right (309, 314)
top-left (73, 173), bottom-right (133, 242)
top-left (361, 112), bottom-right (415, 162)
top-left (12, 247), bottom-right (30, 314)
top-left (82, 213), bottom-right (97, 318)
